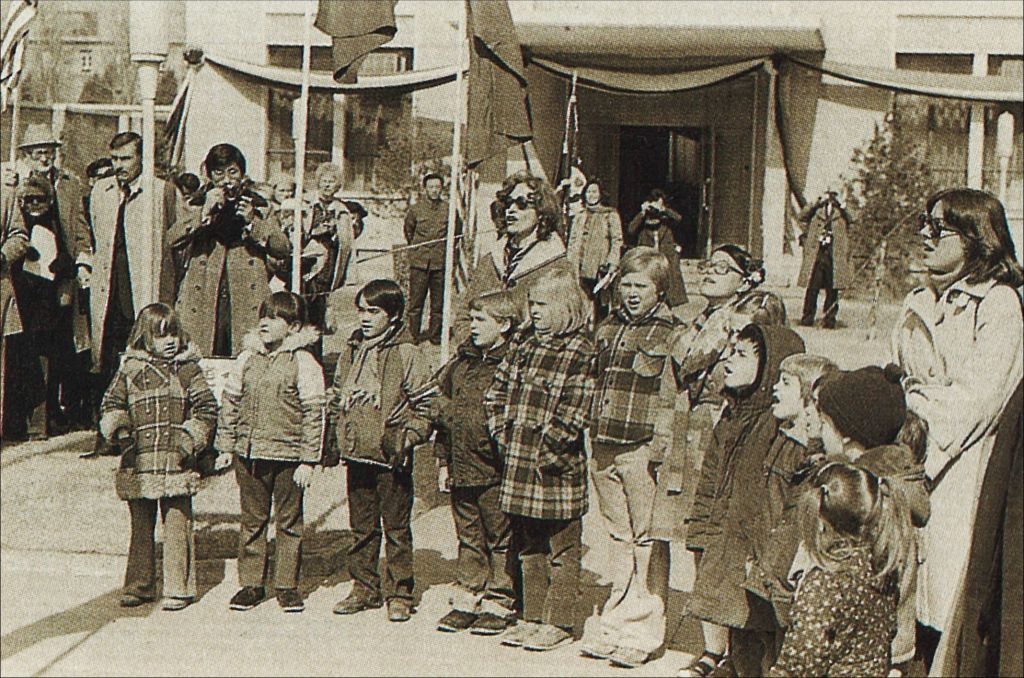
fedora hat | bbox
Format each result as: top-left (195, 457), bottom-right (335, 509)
top-left (18, 123), bottom-right (62, 150)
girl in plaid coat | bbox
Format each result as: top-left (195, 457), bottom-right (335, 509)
top-left (100, 303), bottom-right (218, 612)
top-left (484, 267), bottom-right (596, 652)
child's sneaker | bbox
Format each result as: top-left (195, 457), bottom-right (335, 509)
top-left (229, 586), bottom-right (266, 611)
top-left (469, 612), bottom-right (515, 636)
top-left (580, 640), bottom-right (617, 660)
top-left (609, 646), bottom-right (651, 668)
top-left (500, 620), bottom-right (539, 647)
top-left (333, 591), bottom-right (383, 615)
top-left (119, 593), bottom-right (155, 608)
top-left (523, 624), bottom-right (574, 652)
top-left (387, 598), bottom-right (413, 622)
top-left (437, 609), bottom-right (478, 632)
top-left (161, 597), bottom-right (191, 612)
top-left (276, 588), bottom-right (304, 612)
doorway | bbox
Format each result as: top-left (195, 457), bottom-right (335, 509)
top-left (618, 125), bottom-right (714, 259)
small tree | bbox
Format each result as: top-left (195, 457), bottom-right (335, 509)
top-left (841, 110), bottom-right (937, 298)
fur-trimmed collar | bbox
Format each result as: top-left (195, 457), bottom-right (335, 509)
top-left (122, 342), bottom-right (203, 365)
top-left (242, 325), bottom-right (321, 355)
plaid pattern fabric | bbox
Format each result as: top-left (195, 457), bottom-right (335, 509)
top-left (591, 303), bottom-right (680, 450)
top-left (484, 327), bottom-right (595, 520)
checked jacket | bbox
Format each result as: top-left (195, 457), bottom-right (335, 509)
top-left (484, 326), bottom-right (596, 521)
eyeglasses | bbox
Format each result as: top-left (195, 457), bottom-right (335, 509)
top-left (209, 166), bottom-right (243, 182)
top-left (21, 195), bottom-right (49, 205)
top-left (697, 259), bottom-right (743, 276)
top-left (502, 193), bottom-right (538, 210)
top-left (917, 213), bottom-right (960, 242)
top-left (29, 148), bottom-right (55, 160)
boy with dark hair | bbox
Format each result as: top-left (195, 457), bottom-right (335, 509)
top-left (328, 279), bottom-right (432, 622)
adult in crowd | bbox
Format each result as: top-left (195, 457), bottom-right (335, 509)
top-left (404, 172), bottom-right (455, 345)
top-left (798, 190), bottom-right (852, 328)
top-left (77, 132), bottom-right (180, 456)
top-left (566, 178), bottom-right (623, 321)
top-left (82, 157), bottom-right (114, 222)
top-left (624, 188), bottom-right (688, 306)
top-left (457, 170), bottom-right (570, 345)
top-left (170, 143), bottom-right (290, 358)
top-left (270, 173), bottom-right (297, 210)
top-left (891, 188), bottom-right (1023, 672)
top-left (0, 189), bottom-right (30, 442)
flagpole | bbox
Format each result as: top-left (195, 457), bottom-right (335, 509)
top-left (440, 1), bottom-right (468, 362)
top-left (7, 84), bottom-right (20, 163)
top-left (291, 0), bottom-right (314, 294)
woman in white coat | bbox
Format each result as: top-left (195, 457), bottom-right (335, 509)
top-left (891, 188), bottom-right (1023, 671)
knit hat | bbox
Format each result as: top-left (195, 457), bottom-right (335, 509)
top-left (817, 364), bottom-right (906, 449)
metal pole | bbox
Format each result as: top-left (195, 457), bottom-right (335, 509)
top-left (439, 2), bottom-right (468, 362)
top-left (8, 85), bottom-right (21, 164)
top-left (291, 0), bottom-right (314, 294)
top-left (138, 61), bottom-right (159, 304)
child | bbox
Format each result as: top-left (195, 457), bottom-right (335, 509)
top-left (216, 291), bottom-right (325, 613)
top-left (484, 267), bottom-right (595, 652)
top-left (328, 279), bottom-right (432, 623)
top-left (581, 247), bottom-right (683, 668)
top-left (428, 292), bottom-right (521, 635)
top-left (100, 303), bottom-right (218, 611)
top-left (680, 323), bottom-right (805, 678)
top-left (768, 462), bottom-right (914, 677)
top-left (812, 366), bottom-right (930, 675)
top-left (742, 354), bottom-right (837, 628)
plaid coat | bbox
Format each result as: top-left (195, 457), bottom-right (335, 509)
top-left (100, 344), bottom-right (218, 500)
top-left (484, 326), bottom-right (595, 520)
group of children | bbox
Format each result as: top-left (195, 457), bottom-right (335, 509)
top-left (99, 241), bottom-right (925, 676)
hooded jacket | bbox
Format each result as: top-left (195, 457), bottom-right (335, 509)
top-left (216, 325), bottom-right (325, 463)
top-left (99, 342), bottom-right (218, 500)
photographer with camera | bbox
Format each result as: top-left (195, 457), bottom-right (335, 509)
top-left (624, 188), bottom-right (688, 306)
top-left (797, 190), bottom-right (851, 329)
top-left (169, 144), bottom-right (290, 358)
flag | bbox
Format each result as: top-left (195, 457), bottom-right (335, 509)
top-left (464, 0), bottom-right (532, 168)
top-left (452, 170), bottom-right (477, 295)
top-left (0, 0), bottom-right (37, 112)
top-left (556, 72), bottom-right (583, 194)
top-left (316, 0), bottom-right (397, 84)
top-left (161, 66), bottom-right (194, 170)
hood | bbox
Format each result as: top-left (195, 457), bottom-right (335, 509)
top-left (241, 325), bottom-right (321, 355)
top-left (727, 324), bottom-right (805, 416)
top-left (123, 342), bottom-right (203, 365)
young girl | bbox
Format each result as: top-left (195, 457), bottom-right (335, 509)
top-left (217, 291), bottom-right (325, 613)
top-left (769, 462), bottom-right (914, 677)
top-left (484, 267), bottom-right (595, 652)
top-left (100, 303), bottom-right (218, 611)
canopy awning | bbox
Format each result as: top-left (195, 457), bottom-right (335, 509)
top-left (203, 52), bottom-right (460, 92)
top-left (786, 56), bottom-right (1024, 104)
top-left (530, 57), bottom-right (768, 94)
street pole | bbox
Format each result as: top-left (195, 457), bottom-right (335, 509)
top-left (439, 1), bottom-right (468, 362)
top-left (129, 1), bottom-right (168, 306)
top-left (291, 0), bottom-right (314, 295)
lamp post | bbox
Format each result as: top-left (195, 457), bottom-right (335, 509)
top-left (129, 1), bottom-right (169, 305)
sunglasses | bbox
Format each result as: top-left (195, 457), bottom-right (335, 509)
top-left (917, 213), bottom-right (960, 242)
top-left (502, 193), bottom-right (538, 210)
top-left (21, 195), bottom-right (49, 205)
top-left (697, 259), bottom-right (743, 276)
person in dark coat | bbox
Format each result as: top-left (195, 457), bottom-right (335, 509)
top-left (798, 191), bottom-right (852, 329)
top-left (623, 188), bottom-right (688, 307)
top-left (404, 172), bottom-right (457, 345)
top-left (0, 192), bottom-right (30, 442)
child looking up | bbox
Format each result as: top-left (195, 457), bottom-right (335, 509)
top-left (484, 268), bottom-right (596, 652)
top-left (217, 292), bottom-right (325, 613)
top-left (769, 462), bottom-right (914, 677)
top-left (101, 303), bottom-right (218, 611)
top-left (328, 279), bottom-right (431, 623)
top-left (428, 292), bottom-right (521, 635)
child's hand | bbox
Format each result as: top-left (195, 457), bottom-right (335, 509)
top-left (293, 463), bottom-right (314, 488)
top-left (437, 466), bottom-right (451, 494)
top-left (344, 388), bottom-right (379, 411)
top-left (214, 452), bottom-right (233, 472)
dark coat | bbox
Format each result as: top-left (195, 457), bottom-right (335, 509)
top-left (403, 196), bottom-right (454, 271)
top-left (430, 340), bottom-right (507, 487)
top-left (624, 209), bottom-right (688, 305)
top-left (1, 207), bottom-right (30, 336)
top-left (797, 201), bottom-right (852, 290)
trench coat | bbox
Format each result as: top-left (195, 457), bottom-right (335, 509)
top-left (77, 176), bottom-right (179, 370)
top-left (169, 203), bottom-right (291, 357)
top-left (1, 207), bottom-right (30, 336)
top-left (797, 201), bottom-right (852, 289)
top-left (892, 278), bottom-right (1023, 632)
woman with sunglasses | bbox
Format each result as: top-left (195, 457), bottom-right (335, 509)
top-left (455, 171), bottom-right (573, 345)
top-left (891, 188), bottom-right (1022, 674)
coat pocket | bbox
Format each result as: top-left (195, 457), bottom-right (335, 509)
top-left (632, 346), bottom-right (667, 378)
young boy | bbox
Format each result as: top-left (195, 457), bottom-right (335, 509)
top-left (217, 292), bottom-right (326, 613)
top-left (428, 292), bottom-right (520, 635)
top-left (581, 247), bottom-right (684, 668)
top-left (328, 279), bottom-right (432, 622)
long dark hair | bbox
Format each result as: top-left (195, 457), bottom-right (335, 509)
top-left (925, 188), bottom-right (1024, 288)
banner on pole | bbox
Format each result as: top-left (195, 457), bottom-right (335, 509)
top-left (0, 0), bottom-right (37, 113)
top-left (316, 0), bottom-right (397, 85)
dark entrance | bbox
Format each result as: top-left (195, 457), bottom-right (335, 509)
top-left (618, 125), bottom-right (714, 259)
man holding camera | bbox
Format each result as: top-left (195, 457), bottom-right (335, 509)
top-left (169, 143), bottom-right (290, 358)
top-left (798, 191), bottom-right (851, 329)
top-left (624, 188), bottom-right (688, 306)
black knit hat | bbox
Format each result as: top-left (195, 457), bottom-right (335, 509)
top-left (817, 365), bottom-right (907, 449)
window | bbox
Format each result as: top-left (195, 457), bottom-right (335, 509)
top-left (79, 50), bottom-right (93, 74)
top-left (983, 56), bottom-right (1023, 211)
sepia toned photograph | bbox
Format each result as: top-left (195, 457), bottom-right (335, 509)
top-left (1, 1), bottom-right (1021, 676)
